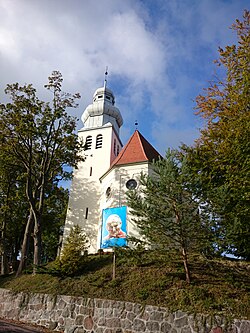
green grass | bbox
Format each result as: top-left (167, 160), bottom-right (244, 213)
top-left (0, 251), bottom-right (249, 320)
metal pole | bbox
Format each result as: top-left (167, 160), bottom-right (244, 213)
top-left (119, 175), bottom-right (121, 206)
top-left (112, 249), bottom-right (116, 280)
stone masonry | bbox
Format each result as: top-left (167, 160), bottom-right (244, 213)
top-left (0, 288), bottom-right (249, 333)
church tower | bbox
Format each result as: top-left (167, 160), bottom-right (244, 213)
top-left (63, 76), bottom-right (123, 253)
top-left (63, 77), bottom-right (161, 254)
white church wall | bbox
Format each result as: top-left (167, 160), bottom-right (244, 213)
top-left (110, 130), bottom-right (122, 164)
top-left (63, 125), bottom-right (122, 253)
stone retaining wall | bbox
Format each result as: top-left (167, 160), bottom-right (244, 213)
top-left (0, 288), bottom-right (249, 333)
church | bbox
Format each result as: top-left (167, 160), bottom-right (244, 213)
top-left (63, 78), bottom-right (161, 253)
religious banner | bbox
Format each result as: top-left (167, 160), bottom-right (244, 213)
top-left (100, 206), bottom-right (127, 249)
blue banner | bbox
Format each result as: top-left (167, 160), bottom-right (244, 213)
top-left (100, 206), bottom-right (127, 249)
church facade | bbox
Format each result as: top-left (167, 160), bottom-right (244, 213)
top-left (63, 81), bottom-right (161, 253)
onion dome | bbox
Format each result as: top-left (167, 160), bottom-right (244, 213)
top-left (81, 85), bottom-right (123, 131)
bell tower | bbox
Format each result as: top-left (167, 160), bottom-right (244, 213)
top-left (63, 75), bottom-right (123, 253)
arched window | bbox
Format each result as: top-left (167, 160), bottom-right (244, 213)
top-left (106, 187), bottom-right (111, 199)
top-left (114, 139), bottom-right (116, 154)
top-left (85, 136), bottom-right (92, 150)
top-left (96, 134), bottom-right (103, 149)
top-left (117, 145), bottom-right (120, 156)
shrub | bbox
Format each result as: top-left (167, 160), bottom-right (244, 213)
top-left (52, 225), bottom-right (89, 276)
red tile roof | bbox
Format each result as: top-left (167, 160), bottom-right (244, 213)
top-left (110, 130), bottom-right (162, 168)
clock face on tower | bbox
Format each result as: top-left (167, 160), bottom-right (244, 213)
top-left (126, 179), bottom-right (137, 190)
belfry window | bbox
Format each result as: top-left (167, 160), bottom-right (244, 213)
top-left (85, 136), bottom-right (92, 150)
top-left (114, 139), bottom-right (116, 154)
top-left (96, 134), bottom-right (103, 149)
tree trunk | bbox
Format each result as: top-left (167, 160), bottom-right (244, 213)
top-left (32, 174), bottom-right (46, 275)
top-left (16, 211), bottom-right (34, 277)
top-left (174, 206), bottom-right (191, 284)
top-left (1, 251), bottom-right (9, 275)
top-left (32, 217), bottom-right (42, 275)
top-left (182, 246), bottom-right (191, 284)
top-left (1, 182), bottom-right (11, 275)
top-left (1, 218), bottom-right (9, 275)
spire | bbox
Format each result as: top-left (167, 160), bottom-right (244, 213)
top-left (81, 67), bottom-right (123, 131)
top-left (104, 66), bottom-right (108, 89)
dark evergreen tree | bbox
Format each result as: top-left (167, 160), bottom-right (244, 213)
top-left (127, 150), bottom-right (213, 284)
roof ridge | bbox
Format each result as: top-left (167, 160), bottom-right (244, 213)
top-left (136, 130), bottom-right (148, 161)
top-left (137, 130), bottom-right (162, 160)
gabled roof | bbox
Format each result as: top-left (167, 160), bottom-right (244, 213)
top-left (110, 130), bottom-right (162, 168)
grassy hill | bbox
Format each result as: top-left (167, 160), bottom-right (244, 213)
top-left (0, 251), bottom-right (249, 320)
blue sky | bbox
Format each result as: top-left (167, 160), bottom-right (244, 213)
top-left (0, 0), bottom-right (248, 155)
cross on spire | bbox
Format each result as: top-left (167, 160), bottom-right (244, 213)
top-left (135, 120), bottom-right (138, 130)
top-left (104, 66), bottom-right (108, 89)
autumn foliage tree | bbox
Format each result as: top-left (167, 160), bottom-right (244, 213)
top-left (182, 11), bottom-right (250, 259)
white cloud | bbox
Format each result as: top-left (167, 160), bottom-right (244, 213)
top-left (0, 0), bottom-right (248, 150)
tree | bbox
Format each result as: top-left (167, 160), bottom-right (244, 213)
top-left (0, 71), bottom-right (84, 274)
top-left (53, 225), bottom-right (89, 276)
top-left (182, 11), bottom-right (250, 259)
top-left (127, 150), bottom-right (212, 284)
top-left (0, 143), bottom-right (28, 274)
top-left (41, 186), bottom-right (69, 262)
